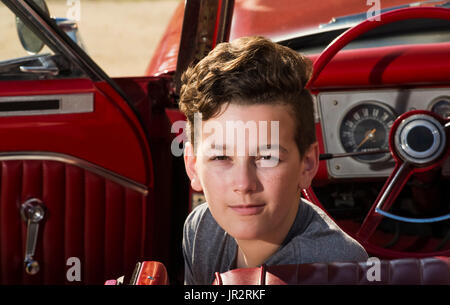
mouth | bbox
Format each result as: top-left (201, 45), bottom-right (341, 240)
top-left (228, 204), bottom-right (266, 216)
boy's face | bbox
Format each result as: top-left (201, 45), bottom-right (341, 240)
top-left (184, 103), bottom-right (319, 242)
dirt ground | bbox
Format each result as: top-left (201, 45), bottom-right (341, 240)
top-left (0, 0), bottom-right (181, 76)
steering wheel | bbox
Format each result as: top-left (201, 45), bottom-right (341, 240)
top-left (304, 7), bottom-right (450, 258)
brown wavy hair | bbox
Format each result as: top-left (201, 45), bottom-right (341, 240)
top-left (179, 36), bottom-right (316, 158)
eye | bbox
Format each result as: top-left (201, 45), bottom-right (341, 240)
top-left (211, 156), bottom-right (230, 161)
top-left (257, 154), bottom-right (277, 161)
top-left (256, 154), bottom-right (280, 167)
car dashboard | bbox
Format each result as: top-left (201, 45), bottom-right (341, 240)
top-left (317, 88), bottom-right (450, 179)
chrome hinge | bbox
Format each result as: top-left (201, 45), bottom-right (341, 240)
top-left (20, 198), bottom-right (46, 275)
top-left (19, 56), bottom-right (59, 76)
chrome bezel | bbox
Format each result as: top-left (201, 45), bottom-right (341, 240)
top-left (394, 114), bottom-right (446, 164)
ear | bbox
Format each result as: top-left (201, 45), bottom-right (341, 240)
top-left (298, 142), bottom-right (319, 190)
top-left (184, 142), bottom-right (203, 192)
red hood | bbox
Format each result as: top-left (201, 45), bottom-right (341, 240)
top-left (146, 0), bottom-right (447, 76)
top-left (230, 0), bottom-right (443, 40)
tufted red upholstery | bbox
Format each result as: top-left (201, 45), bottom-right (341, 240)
top-left (0, 160), bottom-right (148, 285)
top-left (212, 257), bottom-right (450, 285)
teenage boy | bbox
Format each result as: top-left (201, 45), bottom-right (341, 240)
top-left (180, 36), bottom-right (368, 285)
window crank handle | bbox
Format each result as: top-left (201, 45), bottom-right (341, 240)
top-left (20, 199), bottom-right (46, 275)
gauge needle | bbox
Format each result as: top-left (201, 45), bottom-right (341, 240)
top-left (356, 128), bottom-right (376, 150)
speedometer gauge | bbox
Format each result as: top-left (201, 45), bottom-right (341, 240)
top-left (339, 102), bottom-right (396, 163)
top-left (430, 98), bottom-right (450, 119)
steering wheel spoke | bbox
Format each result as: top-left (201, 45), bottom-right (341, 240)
top-left (356, 161), bottom-right (413, 242)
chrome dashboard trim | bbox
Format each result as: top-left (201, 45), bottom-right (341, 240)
top-left (0, 151), bottom-right (148, 195)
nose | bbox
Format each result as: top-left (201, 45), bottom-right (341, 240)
top-left (232, 161), bottom-right (257, 194)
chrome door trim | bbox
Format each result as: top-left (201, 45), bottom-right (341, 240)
top-left (0, 151), bottom-right (148, 195)
top-left (0, 93), bottom-right (93, 117)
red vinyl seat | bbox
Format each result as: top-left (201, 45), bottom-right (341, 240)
top-left (212, 257), bottom-right (450, 285)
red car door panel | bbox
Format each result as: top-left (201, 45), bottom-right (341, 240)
top-left (0, 78), bottom-right (153, 284)
top-left (0, 78), bottom-right (152, 184)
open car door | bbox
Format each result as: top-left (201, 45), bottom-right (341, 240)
top-left (0, 0), bottom-right (155, 284)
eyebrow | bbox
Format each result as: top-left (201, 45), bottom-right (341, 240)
top-left (209, 144), bottom-right (288, 154)
top-left (259, 144), bottom-right (288, 154)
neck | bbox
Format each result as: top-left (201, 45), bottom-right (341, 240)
top-left (235, 202), bottom-right (299, 268)
top-left (236, 240), bottom-right (280, 268)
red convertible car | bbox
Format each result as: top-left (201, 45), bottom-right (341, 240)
top-left (0, 0), bottom-right (449, 285)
